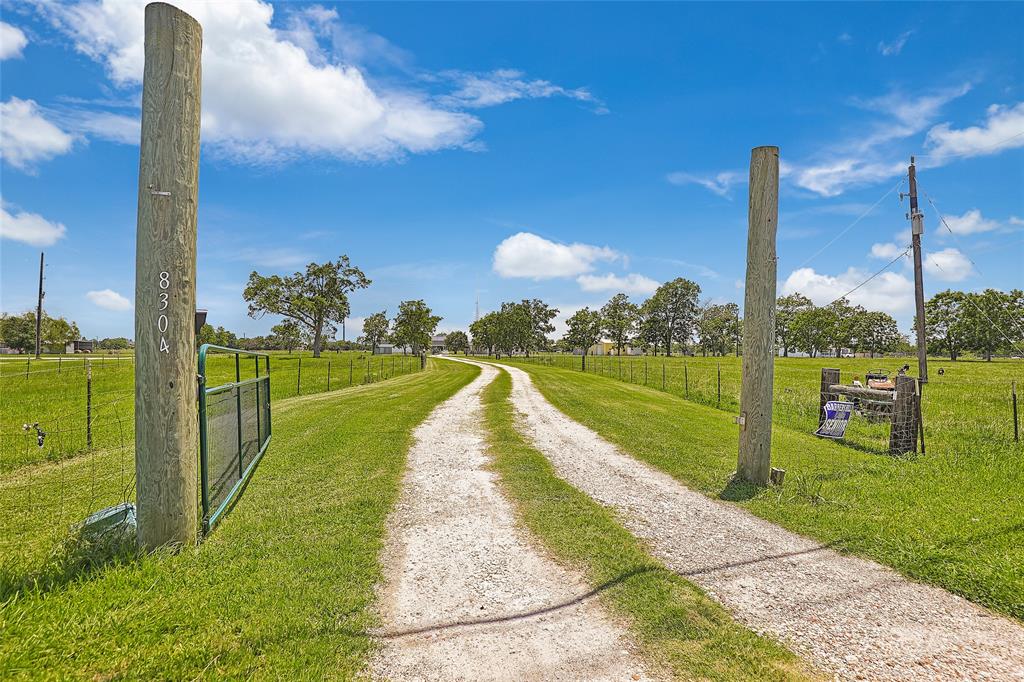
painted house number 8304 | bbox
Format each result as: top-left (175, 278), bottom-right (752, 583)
top-left (158, 271), bottom-right (170, 353)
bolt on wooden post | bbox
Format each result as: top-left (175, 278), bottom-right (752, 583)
top-left (134, 2), bottom-right (202, 550)
top-left (737, 146), bottom-right (779, 485)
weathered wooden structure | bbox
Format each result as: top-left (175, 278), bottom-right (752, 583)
top-left (818, 368), bottom-right (919, 454)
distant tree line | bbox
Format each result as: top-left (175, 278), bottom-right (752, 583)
top-left (775, 294), bottom-right (904, 359)
top-left (920, 288), bottom-right (1024, 361)
top-left (0, 312), bottom-right (80, 352)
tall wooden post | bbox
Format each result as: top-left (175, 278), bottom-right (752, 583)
top-left (890, 375), bottom-right (919, 454)
top-left (737, 146), bottom-right (779, 485)
top-left (134, 2), bottom-right (203, 550)
top-left (818, 368), bottom-right (840, 427)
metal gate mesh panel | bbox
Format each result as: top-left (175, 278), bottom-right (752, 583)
top-left (198, 345), bottom-right (272, 534)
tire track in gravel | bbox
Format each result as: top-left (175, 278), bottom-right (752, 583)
top-left (370, 361), bottom-right (652, 682)
top-left (486, 359), bottom-right (1024, 682)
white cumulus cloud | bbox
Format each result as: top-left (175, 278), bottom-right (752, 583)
top-left (0, 21), bottom-right (28, 60)
top-left (782, 266), bottom-right (914, 316)
top-left (493, 232), bottom-right (618, 280)
top-left (869, 242), bottom-right (906, 259)
top-left (925, 102), bottom-right (1024, 161)
top-left (0, 97), bottom-right (76, 171)
top-left (577, 273), bottom-right (660, 296)
top-left (38, 0), bottom-right (482, 163)
top-left (924, 248), bottom-right (974, 282)
top-left (86, 289), bottom-right (132, 311)
top-left (1, 202), bottom-right (67, 246)
top-left (939, 209), bottom-right (1000, 236)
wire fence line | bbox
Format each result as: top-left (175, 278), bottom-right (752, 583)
top-left (0, 350), bottom-right (422, 595)
top-left (500, 352), bottom-right (1022, 494)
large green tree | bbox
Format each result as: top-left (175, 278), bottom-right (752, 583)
top-left (469, 313), bottom-right (498, 356)
top-left (0, 313), bottom-right (36, 352)
top-left (361, 311), bottom-right (390, 354)
top-left (856, 311), bottom-right (902, 357)
top-left (601, 293), bottom-right (638, 355)
top-left (776, 293), bottom-right (813, 357)
top-left (271, 320), bottom-right (302, 353)
top-left (391, 300), bottom-right (442, 355)
top-left (790, 307), bottom-right (832, 358)
top-left (520, 299), bottom-right (559, 357)
top-left (562, 307), bottom-right (603, 368)
top-left (696, 303), bottom-right (741, 356)
top-left (444, 330), bottom-right (469, 355)
top-left (244, 256), bottom-right (370, 358)
top-left (648, 278), bottom-right (701, 356)
top-left (923, 290), bottom-right (968, 361)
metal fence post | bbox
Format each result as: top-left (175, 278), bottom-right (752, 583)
top-left (327, 360), bottom-right (331, 391)
top-left (236, 353), bottom-right (243, 479)
top-left (1014, 380), bottom-right (1019, 443)
top-left (662, 363), bottom-right (666, 390)
top-left (717, 362), bottom-right (721, 407)
top-left (296, 356), bottom-right (302, 396)
top-left (86, 359), bottom-right (93, 449)
top-left (684, 361), bottom-right (688, 396)
top-left (349, 357), bottom-right (354, 385)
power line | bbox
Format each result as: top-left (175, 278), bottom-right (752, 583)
top-left (823, 244), bottom-right (912, 310)
top-left (797, 178), bottom-right (905, 270)
top-left (921, 189), bottom-right (1024, 343)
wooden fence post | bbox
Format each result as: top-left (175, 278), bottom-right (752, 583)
top-left (819, 368), bottom-right (840, 427)
top-left (890, 375), bottom-right (919, 454)
top-left (134, 2), bottom-right (203, 549)
top-left (737, 145), bottom-right (779, 486)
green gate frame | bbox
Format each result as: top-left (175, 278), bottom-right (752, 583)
top-left (198, 344), bottom-right (272, 534)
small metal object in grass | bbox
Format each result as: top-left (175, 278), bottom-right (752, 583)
top-left (80, 502), bottom-right (136, 540)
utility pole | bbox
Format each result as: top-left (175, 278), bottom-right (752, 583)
top-left (737, 146), bottom-right (779, 486)
top-left (905, 156), bottom-right (928, 385)
top-left (134, 2), bottom-right (203, 550)
top-left (34, 252), bottom-right (45, 358)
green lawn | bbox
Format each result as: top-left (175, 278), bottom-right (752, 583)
top-left (0, 350), bottom-right (421, 472)
top-left (0, 358), bottom-right (478, 680)
top-left (482, 367), bottom-right (813, 680)
top-left (490, 357), bottom-right (1024, 622)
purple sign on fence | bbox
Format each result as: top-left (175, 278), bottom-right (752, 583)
top-left (815, 400), bottom-right (854, 439)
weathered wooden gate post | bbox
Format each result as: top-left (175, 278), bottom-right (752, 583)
top-left (819, 368), bottom-right (840, 427)
top-left (889, 375), bottom-right (919, 454)
top-left (134, 2), bottom-right (203, 549)
top-left (737, 146), bottom-right (779, 485)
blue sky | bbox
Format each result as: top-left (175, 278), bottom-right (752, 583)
top-left (2, 1), bottom-right (1022, 341)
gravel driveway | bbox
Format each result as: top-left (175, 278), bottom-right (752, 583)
top-left (484, 359), bottom-right (1024, 681)
top-left (370, 362), bottom-right (651, 681)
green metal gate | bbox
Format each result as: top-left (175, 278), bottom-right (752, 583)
top-left (198, 344), bottom-right (272, 534)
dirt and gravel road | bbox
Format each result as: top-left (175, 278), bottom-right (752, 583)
top-left (370, 361), bottom-right (651, 682)
top-left (486, 359), bottom-right (1024, 681)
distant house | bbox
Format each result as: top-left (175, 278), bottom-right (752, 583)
top-left (374, 343), bottom-right (412, 355)
top-left (430, 334), bottom-right (447, 354)
top-left (586, 340), bottom-right (642, 356)
top-left (66, 340), bottom-right (95, 353)
top-left (0, 343), bottom-right (20, 355)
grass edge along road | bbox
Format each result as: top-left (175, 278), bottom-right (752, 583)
top-left (491, 359), bottom-right (1023, 623)
top-left (0, 359), bottom-right (479, 680)
top-left (480, 365), bottom-right (814, 681)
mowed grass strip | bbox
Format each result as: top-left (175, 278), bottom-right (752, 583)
top-left (499, 361), bottom-right (1024, 622)
top-left (481, 368), bottom-right (813, 681)
top-left (0, 359), bottom-right (478, 680)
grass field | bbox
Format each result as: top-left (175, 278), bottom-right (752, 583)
top-left (488, 355), bottom-right (1024, 622)
top-left (0, 359), bottom-right (478, 679)
top-left (482, 367), bottom-right (812, 680)
top-left (0, 350), bottom-right (422, 472)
